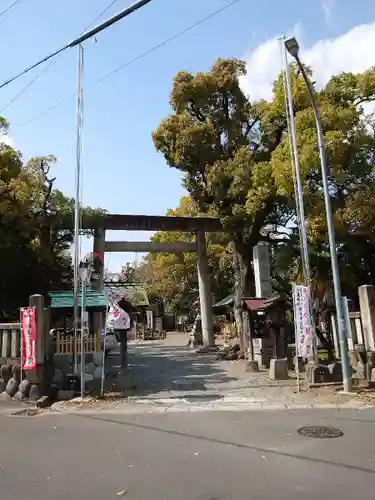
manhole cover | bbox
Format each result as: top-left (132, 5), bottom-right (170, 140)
top-left (298, 426), bottom-right (343, 439)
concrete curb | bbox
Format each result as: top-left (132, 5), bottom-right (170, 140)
top-left (50, 396), bottom-right (375, 415)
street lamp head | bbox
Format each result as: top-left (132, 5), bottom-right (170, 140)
top-left (285, 37), bottom-right (299, 58)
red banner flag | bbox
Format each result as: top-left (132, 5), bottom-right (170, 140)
top-left (20, 307), bottom-right (37, 370)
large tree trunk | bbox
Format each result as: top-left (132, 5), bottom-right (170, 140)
top-left (231, 239), bottom-right (254, 354)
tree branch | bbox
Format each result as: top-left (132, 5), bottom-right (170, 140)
top-left (188, 100), bottom-right (205, 122)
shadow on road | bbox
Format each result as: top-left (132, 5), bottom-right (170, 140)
top-left (72, 411), bottom-right (375, 476)
top-left (125, 341), bottom-right (237, 399)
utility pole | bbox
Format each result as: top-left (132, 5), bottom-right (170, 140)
top-left (73, 44), bottom-right (84, 373)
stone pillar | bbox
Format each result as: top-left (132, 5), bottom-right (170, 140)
top-left (196, 230), bottom-right (214, 347)
top-left (29, 295), bottom-right (45, 365)
top-left (358, 285), bottom-right (375, 350)
top-left (253, 243), bottom-right (272, 298)
top-left (93, 228), bottom-right (105, 288)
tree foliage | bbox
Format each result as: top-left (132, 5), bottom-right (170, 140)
top-left (0, 123), bottom-right (104, 316)
top-left (270, 66), bottom-right (375, 309)
top-left (152, 59), bottom-right (289, 346)
top-left (153, 57), bottom-right (375, 347)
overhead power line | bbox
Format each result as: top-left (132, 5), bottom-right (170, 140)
top-left (15, 0), bottom-right (243, 130)
top-left (81, 0), bottom-right (121, 32)
top-left (0, 0), bottom-right (154, 91)
top-left (0, 0), bottom-right (25, 29)
top-left (0, 0), bottom-right (22, 19)
top-left (0, 0), bottom-right (120, 114)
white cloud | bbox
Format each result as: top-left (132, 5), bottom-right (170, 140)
top-left (0, 134), bottom-right (14, 147)
top-left (241, 23), bottom-right (375, 103)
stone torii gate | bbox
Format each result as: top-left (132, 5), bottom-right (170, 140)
top-left (58, 213), bottom-right (272, 347)
top-left (62, 213), bottom-right (223, 347)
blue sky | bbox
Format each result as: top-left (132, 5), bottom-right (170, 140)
top-left (2, 0), bottom-right (375, 272)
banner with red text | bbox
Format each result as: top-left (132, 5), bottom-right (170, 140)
top-left (293, 284), bottom-right (313, 358)
top-left (20, 307), bottom-right (37, 370)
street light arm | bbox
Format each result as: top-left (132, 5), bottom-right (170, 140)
top-left (293, 52), bottom-right (352, 392)
top-left (294, 55), bottom-right (322, 133)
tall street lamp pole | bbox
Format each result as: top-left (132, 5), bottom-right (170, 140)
top-left (284, 37), bottom-right (352, 392)
top-left (279, 36), bottom-right (318, 365)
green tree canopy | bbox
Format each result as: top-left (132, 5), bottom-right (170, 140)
top-left (0, 127), bottom-right (105, 315)
top-left (153, 57), bottom-right (375, 348)
top-left (270, 66), bottom-right (375, 308)
top-left (152, 59), bottom-right (289, 346)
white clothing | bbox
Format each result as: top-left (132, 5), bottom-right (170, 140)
top-left (105, 301), bottom-right (130, 331)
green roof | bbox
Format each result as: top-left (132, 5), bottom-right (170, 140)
top-left (49, 285), bottom-right (149, 309)
top-left (213, 294), bottom-right (234, 309)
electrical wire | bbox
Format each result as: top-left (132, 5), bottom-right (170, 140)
top-left (14, 0), bottom-right (243, 130)
top-left (0, 0), bottom-right (25, 30)
top-left (0, 0), bottom-right (22, 19)
top-left (0, 0), bottom-right (153, 91)
top-left (1, 0), bottom-right (120, 114)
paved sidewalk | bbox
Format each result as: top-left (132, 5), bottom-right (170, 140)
top-left (53, 332), bottom-right (375, 414)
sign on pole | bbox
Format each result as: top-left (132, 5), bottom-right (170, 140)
top-left (293, 284), bottom-right (313, 359)
top-left (146, 310), bottom-right (153, 330)
top-left (20, 307), bottom-right (37, 371)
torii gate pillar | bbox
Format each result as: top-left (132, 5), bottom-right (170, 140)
top-left (196, 230), bottom-right (214, 347)
top-left (92, 229), bottom-right (106, 336)
top-left (93, 228), bottom-right (105, 288)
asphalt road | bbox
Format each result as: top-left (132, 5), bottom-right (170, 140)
top-left (1, 407), bottom-right (375, 500)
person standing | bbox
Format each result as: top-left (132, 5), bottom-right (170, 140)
top-left (105, 299), bottom-right (131, 371)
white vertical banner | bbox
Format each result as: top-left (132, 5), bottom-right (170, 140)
top-left (293, 284), bottom-right (313, 359)
top-left (146, 310), bottom-right (153, 330)
top-left (292, 286), bottom-right (300, 392)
